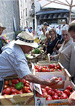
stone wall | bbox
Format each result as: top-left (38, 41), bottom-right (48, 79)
top-left (0, 0), bottom-right (20, 41)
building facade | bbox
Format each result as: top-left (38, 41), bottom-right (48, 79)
top-left (0, 0), bottom-right (20, 40)
top-left (36, 8), bottom-right (69, 25)
top-left (19, 0), bottom-right (35, 30)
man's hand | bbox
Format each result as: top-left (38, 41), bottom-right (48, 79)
top-left (68, 91), bottom-right (75, 105)
top-left (24, 74), bottom-right (59, 87)
top-left (48, 77), bottom-right (59, 87)
top-left (50, 55), bottom-right (54, 60)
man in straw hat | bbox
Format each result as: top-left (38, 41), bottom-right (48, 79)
top-left (0, 31), bottom-right (59, 93)
top-left (0, 23), bottom-right (7, 54)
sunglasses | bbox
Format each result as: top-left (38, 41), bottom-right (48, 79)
top-left (62, 34), bottom-right (69, 36)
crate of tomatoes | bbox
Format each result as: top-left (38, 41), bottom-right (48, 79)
top-left (32, 62), bottom-right (71, 81)
top-left (0, 76), bottom-right (34, 106)
top-left (35, 76), bottom-right (75, 106)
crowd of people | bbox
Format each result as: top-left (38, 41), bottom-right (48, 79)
top-left (0, 20), bottom-right (75, 105)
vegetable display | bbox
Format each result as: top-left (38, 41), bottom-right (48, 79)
top-left (36, 79), bottom-right (73, 100)
top-left (2, 78), bottom-right (32, 95)
top-left (34, 64), bottom-right (62, 72)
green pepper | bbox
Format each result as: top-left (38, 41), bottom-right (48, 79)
top-left (15, 82), bottom-right (24, 90)
top-left (34, 48), bottom-right (41, 54)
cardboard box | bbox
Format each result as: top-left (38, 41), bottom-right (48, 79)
top-left (0, 76), bottom-right (34, 106)
top-left (35, 81), bottom-right (75, 106)
top-left (32, 62), bottom-right (71, 81)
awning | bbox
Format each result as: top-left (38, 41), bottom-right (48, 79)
top-left (36, 9), bottom-right (69, 19)
top-left (36, 9), bottom-right (69, 15)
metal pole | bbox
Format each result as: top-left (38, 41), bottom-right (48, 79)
top-left (34, 0), bottom-right (37, 35)
top-left (68, 0), bottom-right (73, 24)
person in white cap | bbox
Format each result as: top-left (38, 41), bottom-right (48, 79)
top-left (0, 23), bottom-right (7, 53)
top-left (0, 31), bottom-right (59, 93)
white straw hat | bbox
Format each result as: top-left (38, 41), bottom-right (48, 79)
top-left (0, 23), bottom-right (6, 30)
top-left (14, 31), bottom-right (38, 48)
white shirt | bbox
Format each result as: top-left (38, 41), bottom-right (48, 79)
top-left (0, 41), bottom-right (31, 81)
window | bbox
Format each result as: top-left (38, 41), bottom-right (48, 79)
top-left (26, 8), bottom-right (27, 16)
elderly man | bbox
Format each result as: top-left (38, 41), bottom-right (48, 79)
top-left (0, 31), bottom-right (59, 92)
top-left (68, 20), bottom-right (75, 105)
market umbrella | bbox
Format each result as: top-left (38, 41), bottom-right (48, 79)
top-left (37, 0), bottom-right (75, 24)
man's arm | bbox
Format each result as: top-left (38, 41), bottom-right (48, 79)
top-left (23, 73), bottom-right (59, 87)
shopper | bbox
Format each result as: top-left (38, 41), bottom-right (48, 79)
top-left (47, 28), bottom-right (58, 55)
top-left (68, 20), bottom-right (75, 105)
top-left (0, 31), bottom-right (59, 93)
top-left (0, 23), bottom-right (7, 53)
top-left (50, 25), bottom-right (73, 74)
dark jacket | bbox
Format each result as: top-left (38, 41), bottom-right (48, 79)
top-left (47, 37), bottom-right (58, 54)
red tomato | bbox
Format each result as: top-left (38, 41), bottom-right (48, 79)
top-left (42, 92), bottom-right (48, 97)
top-left (51, 91), bottom-right (55, 96)
top-left (64, 89), bottom-right (70, 96)
top-left (60, 93), bottom-right (68, 99)
top-left (38, 66), bottom-right (42, 72)
top-left (20, 88), bottom-right (23, 93)
top-left (12, 83), bottom-right (15, 87)
top-left (56, 65), bottom-right (61, 69)
top-left (12, 79), bottom-right (19, 84)
top-left (24, 83), bottom-right (30, 87)
top-left (21, 79), bottom-right (26, 84)
top-left (4, 80), bottom-right (9, 85)
top-left (41, 88), bottom-right (46, 93)
top-left (35, 69), bottom-right (38, 72)
top-left (46, 79), bottom-right (50, 81)
top-left (43, 66), bottom-right (47, 68)
top-left (54, 89), bottom-right (58, 92)
top-left (46, 68), bottom-right (50, 72)
top-left (8, 80), bottom-right (12, 86)
top-left (41, 68), bottom-right (46, 72)
top-left (17, 78), bottom-right (21, 82)
top-left (23, 86), bottom-right (30, 93)
top-left (27, 90), bottom-right (32, 93)
top-left (11, 88), bottom-right (18, 93)
top-left (36, 92), bottom-right (43, 97)
top-left (56, 90), bottom-right (63, 96)
top-left (52, 95), bottom-right (59, 100)
top-left (11, 93), bottom-right (17, 95)
top-left (50, 69), bottom-right (55, 72)
top-left (34, 65), bottom-right (39, 69)
top-left (45, 86), bottom-right (50, 92)
top-left (17, 90), bottom-right (23, 94)
top-left (66, 85), bottom-right (72, 91)
top-left (46, 95), bottom-right (52, 100)
top-left (58, 77), bottom-right (62, 81)
top-left (57, 69), bottom-right (62, 71)
top-left (48, 90), bottom-right (52, 95)
top-left (48, 64), bottom-right (55, 69)
top-left (4, 88), bottom-right (11, 95)
top-left (3, 85), bottom-right (8, 89)
top-left (25, 80), bottom-right (30, 84)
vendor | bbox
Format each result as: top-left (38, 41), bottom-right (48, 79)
top-left (0, 31), bottom-right (59, 93)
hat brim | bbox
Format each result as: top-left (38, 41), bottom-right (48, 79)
top-left (0, 27), bottom-right (6, 30)
top-left (13, 39), bottom-right (38, 48)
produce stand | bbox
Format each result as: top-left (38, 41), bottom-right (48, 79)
top-left (35, 80), bottom-right (75, 106)
top-left (0, 53), bottom-right (74, 106)
top-left (0, 76), bottom-right (34, 106)
top-left (32, 61), bottom-right (71, 81)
